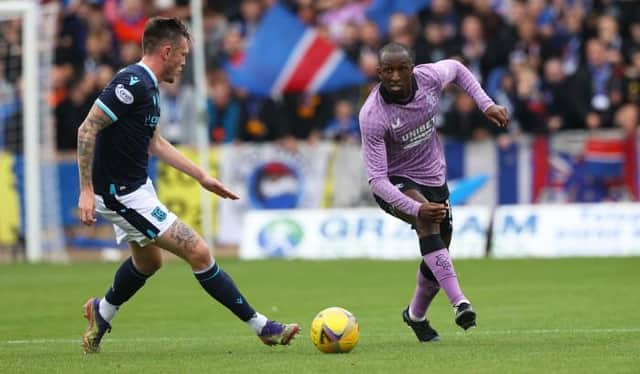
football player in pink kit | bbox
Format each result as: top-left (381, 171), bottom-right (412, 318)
top-left (359, 43), bottom-right (509, 342)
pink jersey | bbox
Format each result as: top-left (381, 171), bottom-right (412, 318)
top-left (359, 59), bottom-right (494, 217)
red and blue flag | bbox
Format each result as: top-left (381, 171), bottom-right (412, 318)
top-left (227, 4), bottom-right (364, 97)
top-left (443, 134), bottom-right (639, 205)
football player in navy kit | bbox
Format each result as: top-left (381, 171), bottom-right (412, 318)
top-left (78, 17), bottom-right (299, 353)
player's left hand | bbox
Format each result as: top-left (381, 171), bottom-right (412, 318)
top-left (199, 175), bottom-right (240, 200)
top-left (484, 105), bottom-right (509, 128)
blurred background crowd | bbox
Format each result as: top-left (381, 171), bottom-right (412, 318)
top-left (1, 0), bottom-right (639, 154)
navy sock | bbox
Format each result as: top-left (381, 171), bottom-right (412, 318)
top-left (105, 257), bottom-right (151, 306)
top-left (195, 263), bottom-right (256, 322)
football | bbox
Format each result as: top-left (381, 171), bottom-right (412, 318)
top-left (310, 307), bottom-right (359, 353)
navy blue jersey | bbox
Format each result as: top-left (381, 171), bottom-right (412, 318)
top-left (93, 63), bottom-right (161, 195)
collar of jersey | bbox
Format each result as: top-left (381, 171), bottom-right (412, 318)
top-left (379, 74), bottom-right (418, 105)
top-left (136, 61), bottom-right (158, 88)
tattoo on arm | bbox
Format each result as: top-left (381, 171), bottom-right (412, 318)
top-left (169, 221), bottom-right (200, 252)
top-left (77, 105), bottom-right (113, 189)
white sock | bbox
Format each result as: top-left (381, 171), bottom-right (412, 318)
top-left (247, 312), bottom-right (268, 334)
top-left (409, 308), bottom-right (426, 322)
top-left (453, 299), bottom-right (471, 312)
top-left (99, 298), bottom-right (119, 323)
top-left (193, 261), bottom-right (216, 274)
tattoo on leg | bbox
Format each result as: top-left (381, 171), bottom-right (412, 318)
top-left (170, 221), bottom-right (199, 251)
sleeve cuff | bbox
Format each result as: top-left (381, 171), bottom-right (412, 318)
top-left (478, 97), bottom-right (495, 113)
top-left (95, 99), bottom-right (118, 122)
top-left (408, 200), bottom-right (421, 218)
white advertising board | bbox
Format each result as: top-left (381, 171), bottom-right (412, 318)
top-left (240, 207), bottom-right (491, 259)
top-left (492, 203), bottom-right (640, 258)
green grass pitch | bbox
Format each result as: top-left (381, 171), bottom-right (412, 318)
top-left (1, 257), bottom-right (639, 373)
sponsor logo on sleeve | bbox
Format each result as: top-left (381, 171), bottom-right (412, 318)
top-left (115, 84), bottom-right (134, 104)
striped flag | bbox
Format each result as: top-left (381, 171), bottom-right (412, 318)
top-left (227, 4), bottom-right (364, 97)
top-left (443, 133), bottom-right (639, 205)
top-left (583, 138), bottom-right (625, 178)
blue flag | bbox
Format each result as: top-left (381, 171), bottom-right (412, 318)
top-left (366, 0), bottom-right (430, 35)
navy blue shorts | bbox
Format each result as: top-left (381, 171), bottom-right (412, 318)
top-left (373, 176), bottom-right (452, 233)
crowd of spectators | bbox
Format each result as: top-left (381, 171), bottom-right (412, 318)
top-left (0, 0), bottom-right (639, 153)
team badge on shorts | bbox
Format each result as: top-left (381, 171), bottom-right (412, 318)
top-left (151, 207), bottom-right (167, 222)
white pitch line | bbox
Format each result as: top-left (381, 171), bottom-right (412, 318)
top-left (455, 328), bottom-right (640, 335)
top-left (3, 337), bottom-right (208, 345)
top-left (3, 328), bottom-right (640, 345)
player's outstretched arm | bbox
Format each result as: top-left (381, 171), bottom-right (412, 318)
top-left (149, 130), bottom-right (239, 200)
top-left (431, 60), bottom-right (510, 129)
top-left (77, 104), bottom-right (114, 225)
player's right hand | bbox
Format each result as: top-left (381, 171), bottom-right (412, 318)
top-left (417, 201), bottom-right (448, 223)
top-left (199, 175), bottom-right (240, 200)
top-left (78, 190), bottom-right (97, 226)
